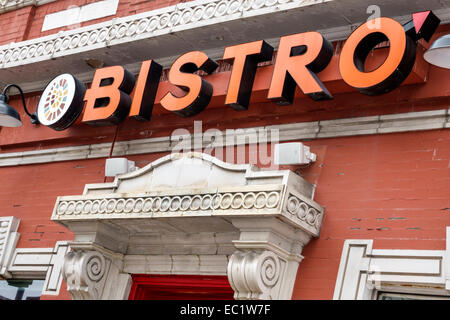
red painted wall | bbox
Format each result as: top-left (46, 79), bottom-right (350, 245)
top-left (3, 129), bottom-right (448, 300)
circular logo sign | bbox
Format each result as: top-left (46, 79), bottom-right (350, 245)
top-left (37, 74), bottom-right (86, 131)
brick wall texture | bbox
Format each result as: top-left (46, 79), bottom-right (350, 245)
top-left (0, 0), bottom-right (449, 300)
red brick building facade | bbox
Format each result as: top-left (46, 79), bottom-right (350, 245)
top-left (0, 0), bottom-right (449, 300)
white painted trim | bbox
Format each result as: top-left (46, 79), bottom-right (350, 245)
top-left (0, 216), bottom-right (20, 278)
top-left (0, 0), bottom-right (332, 69)
top-left (42, 0), bottom-right (119, 32)
top-left (123, 254), bottom-right (229, 275)
top-left (0, 216), bottom-right (70, 296)
top-left (7, 242), bottom-right (70, 295)
top-left (0, 0), bottom-right (57, 14)
top-left (0, 108), bottom-right (448, 167)
top-left (1, 0), bottom-right (450, 72)
top-left (333, 227), bottom-right (450, 300)
top-left (0, 3), bottom-right (449, 94)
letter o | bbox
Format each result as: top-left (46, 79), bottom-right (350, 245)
top-left (339, 17), bottom-right (416, 96)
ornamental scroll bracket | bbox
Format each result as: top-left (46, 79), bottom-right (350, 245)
top-left (62, 242), bottom-right (129, 300)
top-left (227, 216), bottom-right (315, 300)
top-left (228, 250), bottom-right (284, 300)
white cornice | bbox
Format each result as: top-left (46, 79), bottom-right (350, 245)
top-left (2, 0), bottom-right (450, 72)
top-left (0, 0), bottom-right (332, 69)
top-left (0, 108), bottom-right (448, 167)
top-left (0, 0), bottom-right (449, 93)
top-left (4, 0), bottom-right (450, 71)
top-left (0, 0), bottom-right (56, 14)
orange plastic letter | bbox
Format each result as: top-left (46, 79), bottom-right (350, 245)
top-left (223, 40), bottom-right (273, 110)
top-left (268, 32), bottom-right (333, 105)
top-left (160, 51), bottom-right (218, 117)
top-left (82, 66), bottom-right (135, 125)
top-left (339, 17), bottom-right (417, 96)
top-left (129, 60), bottom-right (162, 121)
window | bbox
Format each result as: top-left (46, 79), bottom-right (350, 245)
top-left (0, 280), bottom-right (45, 300)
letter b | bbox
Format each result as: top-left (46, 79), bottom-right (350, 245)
top-left (82, 66), bottom-right (135, 125)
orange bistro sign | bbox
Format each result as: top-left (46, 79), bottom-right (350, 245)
top-left (37, 11), bottom-right (440, 131)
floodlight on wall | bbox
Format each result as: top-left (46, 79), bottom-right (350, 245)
top-left (274, 143), bottom-right (317, 166)
top-left (105, 158), bottom-right (138, 177)
top-left (424, 34), bottom-right (450, 69)
top-left (0, 84), bottom-right (39, 127)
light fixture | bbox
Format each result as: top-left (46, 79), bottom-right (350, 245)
top-left (105, 158), bottom-right (138, 177)
top-left (274, 143), bottom-right (317, 166)
top-left (0, 84), bottom-right (39, 127)
top-left (424, 34), bottom-right (450, 69)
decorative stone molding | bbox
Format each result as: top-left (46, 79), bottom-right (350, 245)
top-left (0, 0), bottom-right (331, 69)
top-left (2, 0), bottom-right (450, 71)
top-left (1, 218), bottom-right (70, 295)
top-left (62, 242), bottom-right (130, 300)
top-left (7, 241), bottom-right (70, 295)
top-left (284, 192), bottom-right (323, 236)
top-left (51, 153), bottom-right (323, 239)
top-left (3, 240), bottom-right (70, 295)
top-left (123, 254), bottom-right (230, 275)
top-left (0, 1), bottom-right (56, 14)
top-left (54, 188), bottom-right (283, 218)
top-left (228, 216), bottom-right (310, 299)
top-left (1, 108), bottom-right (448, 168)
top-left (52, 152), bottom-right (324, 299)
top-left (2, 0), bottom-right (450, 94)
top-left (63, 247), bottom-right (111, 300)
top-left (228, 250), bottom-right (283, 300)
top-left (0, 216), bottom-right (20, 279)
top-left (333, 226), bottom-right (450, 300)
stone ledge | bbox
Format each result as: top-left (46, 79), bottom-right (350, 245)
top-left (0, 108), bottom-right (448, 167)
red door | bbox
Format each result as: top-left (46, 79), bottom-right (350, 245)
top-left (128, 274), bottom-right (234, 300)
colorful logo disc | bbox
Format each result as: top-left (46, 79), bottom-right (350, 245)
top-left (37, 74), bottom-right (85, 131)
